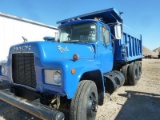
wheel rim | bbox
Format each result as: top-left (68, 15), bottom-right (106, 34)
top-left (87, 92), bottom-right (98, 119)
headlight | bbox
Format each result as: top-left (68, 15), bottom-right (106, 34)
top-left (0, 66), bottom-right (6, 75)
top-left (53, 71), bottom-right (62, 84)
top-left (44, 70), bottom-right (62, 86)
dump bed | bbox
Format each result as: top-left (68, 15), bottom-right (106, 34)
top-left (57, 8), bottom-right (122, 24)
top-left (114, 31), bottom-right (142, 63)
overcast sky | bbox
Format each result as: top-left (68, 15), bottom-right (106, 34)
top-left (0, 0), bottom-right (160, 50)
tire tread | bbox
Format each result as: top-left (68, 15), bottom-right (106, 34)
top-left (70, 80), bottom-right (97, 120)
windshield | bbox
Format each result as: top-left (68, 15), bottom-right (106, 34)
top-left (59, 23), bottom-right (97, 43)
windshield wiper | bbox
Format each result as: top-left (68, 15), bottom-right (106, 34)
top-left (61, 40), bottom-right (80, 43)
top-left (61, 40), bottom-right (89, 44)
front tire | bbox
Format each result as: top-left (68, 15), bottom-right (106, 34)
top-left (70, 80), bottom-right (98, 120)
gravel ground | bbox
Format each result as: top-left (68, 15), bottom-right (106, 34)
top-left (0, 59), bottom-right (160, 120)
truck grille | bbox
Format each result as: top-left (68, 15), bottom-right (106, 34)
top-left (12, 53), bottom-right (36, 88)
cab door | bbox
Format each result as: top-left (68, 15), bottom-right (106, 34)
top-left (98, 25), bottom-right (113, 73)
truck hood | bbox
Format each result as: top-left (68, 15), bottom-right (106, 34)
top-left (39, 42), bottom-right (95, 61)
top-left (11, 41), bottom-right (95, 61)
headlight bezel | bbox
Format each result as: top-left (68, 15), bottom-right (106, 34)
top-left (44, 69), bottom-right (62, 86)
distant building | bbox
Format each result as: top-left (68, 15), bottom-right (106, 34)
top-left (0, 12), bottom-right (58, 61)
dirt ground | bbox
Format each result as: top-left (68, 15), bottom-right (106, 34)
top-left (0, 59), bottom-right (160, 120)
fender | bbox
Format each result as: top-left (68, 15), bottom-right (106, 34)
top-left (61, 59), bottom-right (103, 99)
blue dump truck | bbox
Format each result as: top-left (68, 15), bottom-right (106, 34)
top-left (0, 8), bottom-right (142, 120)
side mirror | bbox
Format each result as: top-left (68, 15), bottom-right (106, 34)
top-left (114, 24), bottom-right (122, 40)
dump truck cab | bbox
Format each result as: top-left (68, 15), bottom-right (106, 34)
top-left (58, 19), bottom-right (114, 72)
top-left (57, 8), bottom-right (123, 73)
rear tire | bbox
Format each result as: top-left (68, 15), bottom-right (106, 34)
top-left (121, 64), bottom-right (129, 85)
top-left (128, 62), bottom-right (138, 85)
top-left (70, 80), bottom-right (98, 120)
top-left (136, 61), bottom-right (142, 80)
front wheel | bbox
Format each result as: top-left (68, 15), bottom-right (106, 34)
top-left (70, 80), bottom-right (98, 120)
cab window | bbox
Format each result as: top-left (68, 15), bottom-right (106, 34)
top-left (100, 26), bottom-right (110, 44)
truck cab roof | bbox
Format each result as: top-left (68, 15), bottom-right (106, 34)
top-left (57, 8), bottom-right (123, 25)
